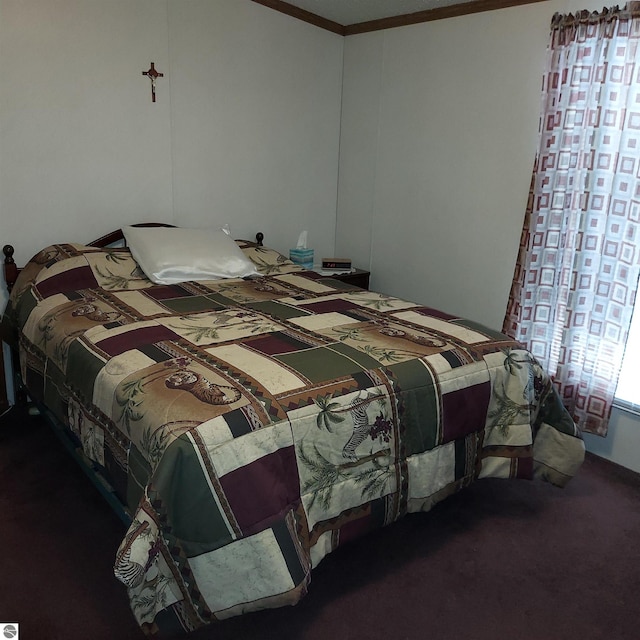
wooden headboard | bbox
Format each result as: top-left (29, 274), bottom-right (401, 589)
top-left (2, 244), bottom-right (18, 294)
top-left (2, 225), bottom-right (265, 294)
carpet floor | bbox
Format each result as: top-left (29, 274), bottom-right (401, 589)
top-left (1, 405), bottom-right (639, 640)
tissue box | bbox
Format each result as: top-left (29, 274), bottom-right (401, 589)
top-left (289, 248), bottom-right (314, 269)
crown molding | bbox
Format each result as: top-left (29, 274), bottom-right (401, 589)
top-left (251, 0), bottom-right (345, 35)
top-left (251, 0), bottom-right (549, 35)
top-left (345, 0), bottom-right (549, 35)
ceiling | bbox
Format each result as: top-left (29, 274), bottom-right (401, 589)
top-left (251, 0), bottom-right (544, 34)
top-left (280, 0), bottom-right (473, 25)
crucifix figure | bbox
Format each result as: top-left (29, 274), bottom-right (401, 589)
top-left (142, 62), bottom-right (164, 103)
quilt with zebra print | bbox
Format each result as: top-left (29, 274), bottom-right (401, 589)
top-left (2, 239), bottom-right (584, 636)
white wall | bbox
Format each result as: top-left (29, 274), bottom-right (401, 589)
top-left (337, 0), bottom-right (605, 330)
top-left (584, 408), bottom-right (640, 474)
top-left (0, 0), bottom-right (174, 287)
top-left (336, 0), bottom-right (640, 472)
top-left (0, 0), bottom-right (344, 313)
top-left (168, 1), bottom-right (343, 252)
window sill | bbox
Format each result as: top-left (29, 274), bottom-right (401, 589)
top-left (612, 398), bottom-right (640, 418)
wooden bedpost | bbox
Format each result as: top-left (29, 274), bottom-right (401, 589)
top-left (255, 232), bottom-right (264, 247)
top-left (3, 245), bottom-right (18, 294)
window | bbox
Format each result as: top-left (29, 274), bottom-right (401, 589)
top-left (615, 301), bottom-right (640, 409)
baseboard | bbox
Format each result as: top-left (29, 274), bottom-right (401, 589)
top-left (585, 450), bottom-right (640, 487)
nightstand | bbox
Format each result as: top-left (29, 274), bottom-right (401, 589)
top-left (328, 268), bottom-right (370, 290)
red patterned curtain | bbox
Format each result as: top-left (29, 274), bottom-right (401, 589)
top-left (503, 4), bottom-right (640, 436)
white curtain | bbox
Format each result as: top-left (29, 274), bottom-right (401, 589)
top-left (503, 4), bottom-right (640, 436)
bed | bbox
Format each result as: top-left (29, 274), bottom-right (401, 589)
top-left (1, 224), bottom-right (585, 637)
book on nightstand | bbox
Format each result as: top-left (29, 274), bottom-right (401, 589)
top-left (322, 258), bottom-right (352, 270)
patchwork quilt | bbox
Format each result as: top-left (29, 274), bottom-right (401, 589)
top-left (2, 240), bottom-right (585, 636)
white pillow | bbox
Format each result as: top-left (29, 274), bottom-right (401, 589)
top-left (122, 226), bottom-right (260, 285)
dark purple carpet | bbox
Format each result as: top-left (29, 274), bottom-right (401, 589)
top-left (1, 406), bottom-right (639, 640)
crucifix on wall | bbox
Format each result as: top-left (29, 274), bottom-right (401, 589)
top-left (142, 62), bottom-right (164, 103)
